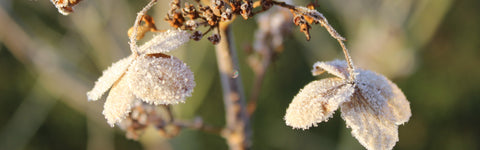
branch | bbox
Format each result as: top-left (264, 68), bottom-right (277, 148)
top-left (215, 23), bottom-right (251, 150)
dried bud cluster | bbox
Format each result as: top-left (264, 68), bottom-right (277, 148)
top-left (50, 0), bottom-right (82, 15)
top-left (162, 0), bottom-right (271, 44)
top-left (87, 29), bottom-right (195, 127)
top-left (285, 60), bottom-right (411, 150)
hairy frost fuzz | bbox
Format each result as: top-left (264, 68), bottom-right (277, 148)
top-left (128, 54), bottom-right (195, 105)
top-left (285, 60), bottom-right (411, 150)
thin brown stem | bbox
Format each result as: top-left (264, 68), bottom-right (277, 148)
top-left (215, 23), bottom-right (251, 150)
top-left (336, 38), bottom-right (355, 82)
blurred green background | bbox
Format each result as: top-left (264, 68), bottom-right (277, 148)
top-left (1, 0), bottom-right (479, 150)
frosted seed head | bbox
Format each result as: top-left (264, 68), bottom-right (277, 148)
top-left (285, 78), bottom-right (354, 129)
top-left (138, 29), bottom-right (191, 54)
top-left (312, 60), bottom-right (350, 79)
top-left (128, 54), bottom-right (195, 105)
top-left (102, 77), bottom-right (136, 127)
top-left (87, 55), bottom-right (134, 101)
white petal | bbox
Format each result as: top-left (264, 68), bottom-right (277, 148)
top-left (102, 76), bottom-right (135, 127)
top-left (341, 90), bottom-right (399, 150)
top-left (87, 55), bottom-right (134, 101)
top-left (285, 78), bottom-right (354, 129)
top-left (312, 60), bottom-right (349, 79)
top-left (138, 29), bottom-right (190, 55)
top-left (128, 54), bottom-right (195, 105)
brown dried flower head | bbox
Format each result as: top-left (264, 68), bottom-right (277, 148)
top-left (285, 60), bottom-right (411, 150)
top-left (87, 29), bottom-right (195, 127)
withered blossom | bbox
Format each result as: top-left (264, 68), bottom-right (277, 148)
top-left (87, 29), bottom-right (195, 126)
top-left (285, 60), bottom-right (411, 150)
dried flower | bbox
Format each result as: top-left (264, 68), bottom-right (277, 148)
top-left (285, 60), bottom-right (411, 150)
top-left (50, 0), bottom-right (82, 15)
top-left (87, 29), bottom-right (195, 127)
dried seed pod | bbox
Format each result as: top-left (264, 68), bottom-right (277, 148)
top-left (185, 20), bottom-right (198, 30)
top-left (293, 15), bottom-right (311, 40)
top-left (221, 8), bottom-right (233, 21)
top-left (208, 34), bottom-right (220, 44)
top-left (190, 31), bottom-right (203, 41)
top-left (128, 54), bottom-right (196, 105)
top-left (211, 0), bottom-right (224, 9)
top-left (182, 3), bottom-right (199, 19)
top-left (240, 0), bottom-right (253, 19)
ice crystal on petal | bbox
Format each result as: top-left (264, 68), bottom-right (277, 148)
top-left (138, 29), bottom-right (191, 54)
top-left (103, 76), bottom-right (136, 127)
top-left (128, 54), bottom-right (195, 105)
top-left (285, 60), bottom-right (411, 150)
top-left (285, 78), bottom-right (354, 129)
top-left (87, 55), bottom-right (134, 101)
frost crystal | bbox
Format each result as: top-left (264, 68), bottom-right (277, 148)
top-left (87, 29), bottom-right (194, 127)
top-left (285, 60), bottom-right (411, 150)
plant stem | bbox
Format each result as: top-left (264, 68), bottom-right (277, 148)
top-left (215, 23), bottom-right (251, 150)
top-left (129, 0), bottom-right (158, 55)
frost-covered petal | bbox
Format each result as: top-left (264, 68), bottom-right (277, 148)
top-left (341, 90), bottom-right (399, 150)
top-left (285, 78), bottom-right (354, 129)
top-left (386, 80), bottom-right (411, 125)
top-left (103, 76), bottom-right (135, 127)
top-left (87, 55), bottom-right (134, 101)
top-left (355, 69), bottom-right (411, 124)
top-left (128, 54), bottom-right (195, 105)
top-left (312, 60), bottom-right (349, 79)
top-left (138, 29), bottom-right (190, 54)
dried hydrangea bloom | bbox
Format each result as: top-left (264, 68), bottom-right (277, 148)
top-left (87, 29), bottom-right (194, 127)
top-left (285, 60), bottom-right (411, 150)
